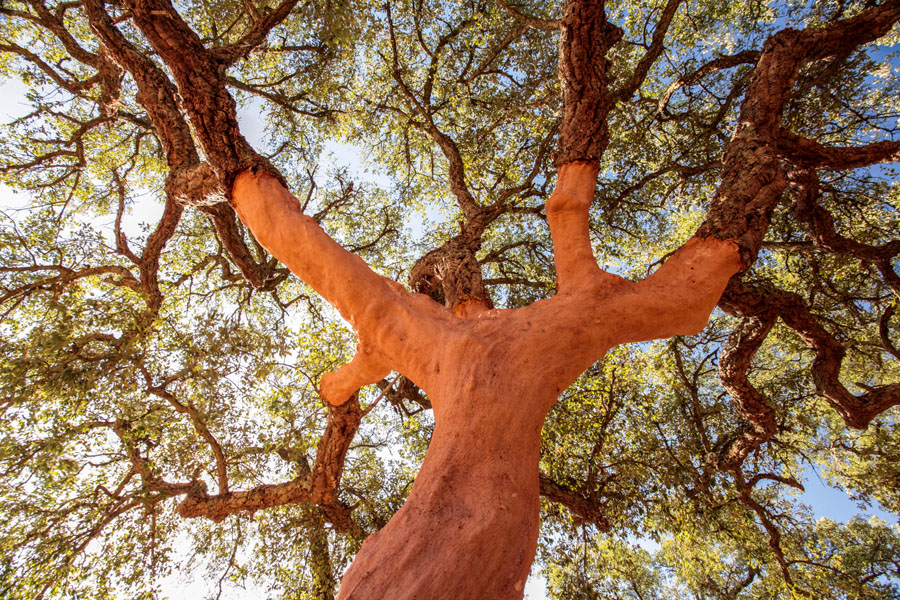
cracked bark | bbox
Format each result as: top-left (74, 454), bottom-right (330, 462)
top-left (697, 0), bottom-right (900, 267)
top-left (711, 313), bottom-right (778, 471)
top-left (124, 0), bottom-right (282, 189)
top-left (85, 0), bottom-right (286, 294)
top-left (555, 0), bottom-right (621, 166)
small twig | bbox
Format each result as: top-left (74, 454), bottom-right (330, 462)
top-left (361, 373), bottom-right (402, 417)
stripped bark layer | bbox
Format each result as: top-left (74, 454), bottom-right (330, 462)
top-left (231, 162), bottom-right (741, 598)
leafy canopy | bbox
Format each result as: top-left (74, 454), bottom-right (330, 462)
top-left (1, 0), bottom-right (899, 597)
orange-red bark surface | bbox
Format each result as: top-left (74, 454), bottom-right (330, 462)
top-left (232, 163), bottom-right (741, 599)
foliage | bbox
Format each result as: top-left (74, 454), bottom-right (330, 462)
top-left (0, 0), bottom-right (898, 597)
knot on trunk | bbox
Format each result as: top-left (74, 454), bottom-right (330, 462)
top-left (167, 162), bottom-right (227, 206)
top-left (409, 234), bottom-right (492, 313)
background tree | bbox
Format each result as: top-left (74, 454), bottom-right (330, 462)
top-left (1, 0), bottom-right (899, 598)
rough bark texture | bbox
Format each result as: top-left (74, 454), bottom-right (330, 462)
top-left (555, 0), bottom-right (621, 166)
top-left (712, 313), bottom-right (778, 471)
top-left (124, 0), bottom-right (283, 190)
top-left (720, 280), bottom-right (900, 431)
top-left (408, 233), bottom-right (493, 315)
top-left (697, 0), bottom-right (900, 267)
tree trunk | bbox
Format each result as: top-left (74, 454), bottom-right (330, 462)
top-left (336, 348), bottom-right (557, 598)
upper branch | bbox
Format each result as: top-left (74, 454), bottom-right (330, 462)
top-left (384, 3), bottom-right (480, 220)
top-left (776, 132), bottom-right (900, 170)
top-left (123, 0), bottom-right (276, 186)
top-left (83, 0), bottom-right (197, 170)
top-left (696, 0), bottom-right (900, 267)
top-left (545, 0), bottom-right (623, 294)
top-left (613, 0), bottom-right (682, 102)
top-left (801, 0), bottom-right (900, 61)
top-left (210, 0), bottom-right (303, 65)
top-left (27, 0), bottom-right (101, 66)
top-left (555, 0), bottom-right (621, 166)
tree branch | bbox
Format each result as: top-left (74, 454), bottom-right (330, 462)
top-left (697, 0), bottom-right (900, 267)
top-left (555, 0), bottom-right (621, 166)
top-left (123, 0), bottom-right (278, 186)
top-left (614, 0), bottom-right (682, 101)
top-left (539, 474), bottom-right (610, 530)
top-left (496, 0), bottom-right (559, 31)
top-left (711, 314), bottom-right (779, 471)
top-left (655, 50), bottom-right (760, 116)
top-left (210, 0), bottom-right (304, 65)
top-left (177, 398), bottom-right (364, 535)
top-left (777, 131), bottom-right (900, 170)
top-left (789, 169), bottom-right (900, 296)
top-left (720, 279), bottom-right (900, 429)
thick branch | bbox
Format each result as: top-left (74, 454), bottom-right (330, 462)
top-left (86, 0), bottom-right (286, 295)
top-left (408, 233), bottom-right (493, 315)
top-left (777, 132), bottom-right (900, 170)
top-left (545, 161), bottom-right (607, 292)
top-left (84, 0), bottom-right (198, 170)
top-left (320, 345), bottom-right (392, 406)
top-left (720, 279), bottom-right (900, 429)
top-left (124, 0), bottom-right (276, 186)
top-left (800, 0), bottom-right (900, 62)
top-left (614, 237), bottom-right (742, 343)
top-left (555, 0), bottom-right (621, 166)
top-left (231, 171), bottom-right (449, 386)
top-left (697, 1), bottom-right (900, 266)
top-left (177, 398), bottom-right (364, 534)
top-left (545, 164), bottom-right (741, 343)
top-left (790, 170), bottom-right (900, 263)
top-left (712, 315), bottom-right (779, 471)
